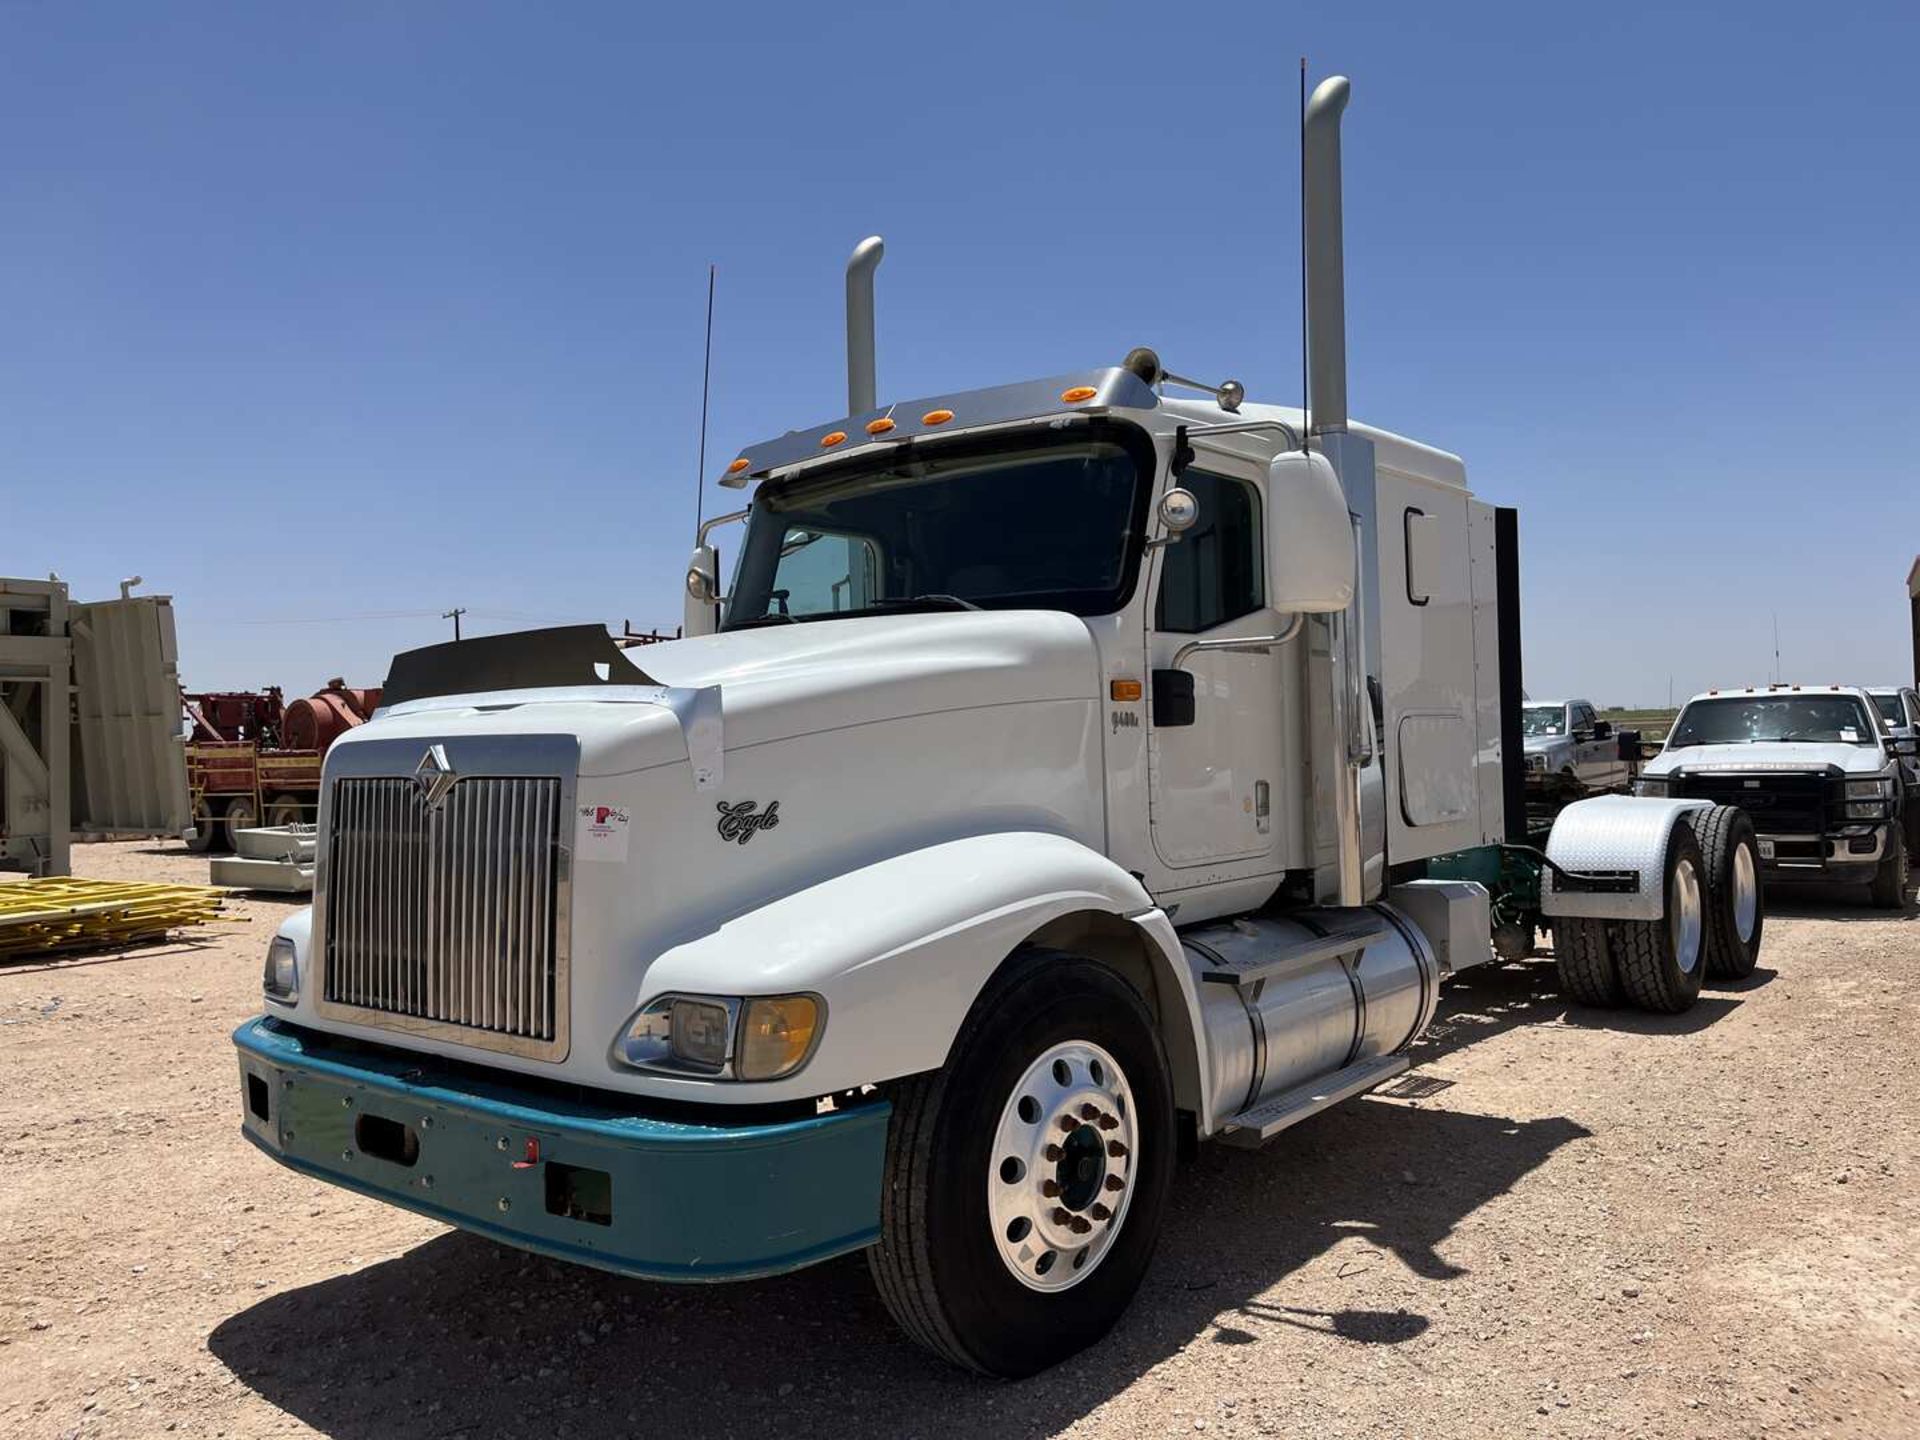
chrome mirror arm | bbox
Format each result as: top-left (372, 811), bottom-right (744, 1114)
top-left (1169, 613), bottom-right (1305, 671)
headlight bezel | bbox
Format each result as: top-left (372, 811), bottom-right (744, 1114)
top-left (262, 935), bottom-right (299, 1005)
top-left (614, 992), bottom-right (825, 1082)
top-left (1634, 773), bottom-right (1671, 797)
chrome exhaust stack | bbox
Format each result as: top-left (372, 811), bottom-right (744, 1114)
top-left (1303, 75), bottom-right (1350, 435)
top-left (1303, 72), bottom-right (1373, 906)
top-left (845, 236), bottom-right (885, 414)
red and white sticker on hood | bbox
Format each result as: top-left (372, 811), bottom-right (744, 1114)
top-left (575, 801), bottom-right (631, 863)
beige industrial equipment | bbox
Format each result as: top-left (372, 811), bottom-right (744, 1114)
top-left (0, 576), bottom-right (190, 876)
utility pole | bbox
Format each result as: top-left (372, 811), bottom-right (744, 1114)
top-left (443, 607), bottom-right (467, 642)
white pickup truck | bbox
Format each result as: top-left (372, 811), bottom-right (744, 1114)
top-left (1637, 685), bottom-right (1912, 907)
top-left (231, 75), bottom-right (1766, 1376)
top-left (1522, 699), bottom-right (1634, 800)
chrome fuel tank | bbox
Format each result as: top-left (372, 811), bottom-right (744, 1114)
top-left (1183, 904), bottom-right (1439, 1132)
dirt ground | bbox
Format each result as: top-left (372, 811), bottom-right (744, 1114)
top-left (2, 842), bottom-right (1916, 1440)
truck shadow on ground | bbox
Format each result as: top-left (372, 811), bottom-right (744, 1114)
top-left (1413, 959), bottom-right (1764, 1063)
top-left (208, 1094), bottom-right (1586, 1439)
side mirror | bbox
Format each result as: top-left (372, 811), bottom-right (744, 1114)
top-left (683, 543), bottom-right (722, 638)
top-left (1891, 735), bottom-right (1919, 759)
top-left (1592, 719), bottom-right (1612, 739)
top-left (1157, 487), bottom-right (1200, 536)
top-left (1265, 450), bottom-right (1354, 613)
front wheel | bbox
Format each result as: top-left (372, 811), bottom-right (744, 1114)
top-left (868, 949), bottom-right (1175, 1377)
top-left (1870, 829), bottom-right (1910, 910)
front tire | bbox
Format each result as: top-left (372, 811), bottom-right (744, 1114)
top-left (1870, 829), bottom-right (1910, 910)
top-left (1610, 817), bottom-right (1707, 1014)
top-left (868, 949), bottom-right (1175, 1377)
top-left (1693, 805), bottom-right (1764, 980)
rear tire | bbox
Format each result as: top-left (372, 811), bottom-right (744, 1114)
top-left (868, 949), bottom-right (1175, 1377)
top-left (1693, 805), bottom-right (1765, 980)
top-left (265, 793), bottom-right (305, 829)
top-left (1554, 916), bottom-right (1621, 1006)
top-left (1610, 817), bottom-right (1707, 1014)
top-left (221, 794), bottom-right (258, 852)
top-left (1870, 829), bottom-right (1910, 910)
top-left (183, 796), bottom-right (217, 854)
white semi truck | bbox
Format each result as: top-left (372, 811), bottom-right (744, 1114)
top-left (233, 76), bottom-right (1768, 1376)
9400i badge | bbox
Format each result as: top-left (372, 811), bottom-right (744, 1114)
top-left (716, 800), bottom-right (781, 845)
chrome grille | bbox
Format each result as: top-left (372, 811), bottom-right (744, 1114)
top-left (320, 773), bottom-right (568, 1058)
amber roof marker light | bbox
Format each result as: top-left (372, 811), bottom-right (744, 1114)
top-left (820, 431), bottom-right (848, 448)
top-left (866, 417), bottom-right (896, 436)
top-left (922, 409), bottom-right (955, 426)
top-left (1060, 386), bottom-right (1098, 404)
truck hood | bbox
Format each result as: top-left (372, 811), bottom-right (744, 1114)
top-left (1649, 741), bottom-right (1888, 776)
top-left (1523, 735), bottom-right (1571, 756)
top-left (341, 610), bottom-right (1103, 778)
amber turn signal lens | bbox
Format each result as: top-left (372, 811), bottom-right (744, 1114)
top-left (922, 409), bottom-right (955, 425)
top-left (726, 457), bottom-right (751, 474)
top-left (1060, 386), bottom-right (1098, 403)
top-left (865, 417), bottom-right (896, 436)
top-left (820, 431), bottom-right (847, 448)
top-left (1109, 679), bottom-right (1143, 703)
top-left (736, 996), bottom-right (821, 1081)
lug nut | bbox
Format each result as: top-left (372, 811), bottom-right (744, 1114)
top-left (1107, 1140), bottom-right (1128, 1159)
top-left (1070, 1215), bottom-right (1093, 1235)
top-left (1041, 1179), bottom-right (1060, 1198)
top-left (1051, 1208), bottom-right (1072, 1226)
top-left (1079, 1103), bottom-right (1100, 1121)
top-left (1104, 1174), bottom-right (1126, 1192)
top-left (1057, 1115), bottom-right (1078, 1133)
top-left (1090, 1203), bottom-right (1112, 1222)
top-left (1043, 1143), bottom-right (1063, 1162)
top-left (1097, 1114), bottom-right (1119, 1131)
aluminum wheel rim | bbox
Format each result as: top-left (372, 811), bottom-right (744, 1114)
top-left (987, 1039), bottom-right (1137, 1293)
top-left (1732, 841), bottom-right (1759, 944)
top-left (1671, 856), bottom-right (1703, 974)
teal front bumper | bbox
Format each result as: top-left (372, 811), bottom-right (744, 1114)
top-left (234, 1017), bottom-right (890, 1283)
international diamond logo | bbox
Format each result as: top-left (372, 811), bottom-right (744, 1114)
top-left (413, 744), bottom-right (458, 809)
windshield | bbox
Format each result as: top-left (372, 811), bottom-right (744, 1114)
top-left (1668, 695), bottom-right (1880, 748)
top-left (1869, 692), bottom-right (1904, 727)
top-left (1522, 705), bottom-right (1566, 737)
top-left (723, 423), bottom-right (1152, 627)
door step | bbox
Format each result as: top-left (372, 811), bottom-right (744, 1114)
top-left (1217, 1053), bottom-right (1410, 1148)
top-left (1196, 918), bottom-right (1388, 987)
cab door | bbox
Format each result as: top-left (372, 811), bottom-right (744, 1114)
top-left (1144, 465), bottom-right (1289, 877)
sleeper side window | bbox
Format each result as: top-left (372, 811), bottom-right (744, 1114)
top-left (1154, 471), bottom-right (1264, 634)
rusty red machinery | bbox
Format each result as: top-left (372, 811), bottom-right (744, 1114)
top-left (181, 679), bottom-right (382, 852)
top-left (282, 680), bottom-right (382, 751)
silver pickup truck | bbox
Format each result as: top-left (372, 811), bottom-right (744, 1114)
top-left (1523, 699), bottom-right (1634, 801)
top-left (1637, 685), bottom-right (1913, 907)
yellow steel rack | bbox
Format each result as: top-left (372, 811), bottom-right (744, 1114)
top-left (0, 878), bottom-right (227, 960)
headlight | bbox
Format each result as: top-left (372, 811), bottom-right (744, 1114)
top-left (1525, 754), bottom-right (1547, 772)
top-left (1635, 775), bottom-right (1670, 796)
top-left (262, 935), bottom-right (298, 1003)
top-left (616, 993), bottom-right (822, 1081)
top-left (1846, 801), bottom-right (1884, 819)
top-left (1846, 779), bottom-right (1891, 799)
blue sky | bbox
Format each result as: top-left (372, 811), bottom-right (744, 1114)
top-left (4, 2), bottom-right (1916, 705)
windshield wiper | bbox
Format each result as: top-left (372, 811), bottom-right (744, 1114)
top-left (727, 612), bottom-right (801, 629)
top-left (872, 594), bottom-right (982, 612)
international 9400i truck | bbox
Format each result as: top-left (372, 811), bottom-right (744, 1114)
top-left (233, 76), bottom-right (1768, 1376)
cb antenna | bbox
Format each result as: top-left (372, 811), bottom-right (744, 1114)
top-left (695, 263), bottom-right (716, 531)
top-left (1299, 56), bottom-right (1310, 457)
